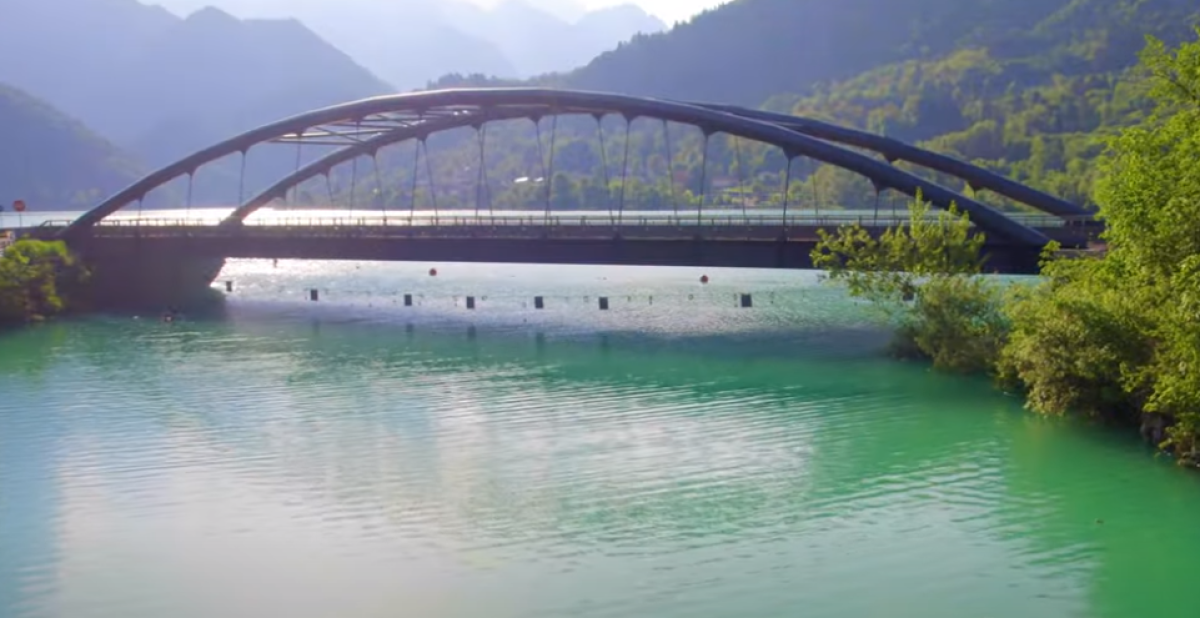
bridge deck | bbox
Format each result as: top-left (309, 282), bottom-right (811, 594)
top-left (18, 212), bottom-right (1100, 276)
top-left (38, 212), bottom-right (1099, 245)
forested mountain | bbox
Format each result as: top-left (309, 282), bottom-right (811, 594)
top-left (0, 84), bottom-right (144, 211)
top-left (0, 0), bottom-right (390, 168)
top-left (549, 0), bottom-right (1200, 208)
top-left (567, 0), bottom-right (1199, 105)
top-left (350, 0), bottom-right (1200, 216)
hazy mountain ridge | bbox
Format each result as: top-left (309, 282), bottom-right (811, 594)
top-left (446, 0), bottom-right (667, 78)
top-left (0, 0), bottom-right (390, 169)
top-left (150, 0), bottom-right (664, 89)
top-left (0, 83), bottom-right (145, 211)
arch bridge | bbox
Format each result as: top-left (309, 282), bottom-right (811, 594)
top-left (50, 88), bottom-right (1098, 278)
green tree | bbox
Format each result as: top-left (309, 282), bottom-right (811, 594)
top-left (0, 239), bottom-right (88, 324)
top-left (812, 195), bottom-right (1006, 372)
top-left (998, 30), bottom-right (1200, 460)
top-left (997, 255), bottom-right (1153, 420)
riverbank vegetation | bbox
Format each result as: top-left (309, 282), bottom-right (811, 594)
top-left (0, 239), bottom-right (87, 326)
top-left (814, 30), bottom-right (1200, 463)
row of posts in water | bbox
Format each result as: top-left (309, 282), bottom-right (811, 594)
top-left (223, 280), bottom-right (756, 309)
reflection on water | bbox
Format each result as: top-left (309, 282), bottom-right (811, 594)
top-left (1, 261), bottom-right (1197, 618)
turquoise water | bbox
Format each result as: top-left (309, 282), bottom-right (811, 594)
top-left (2, 261), bottom-right (1198, 618)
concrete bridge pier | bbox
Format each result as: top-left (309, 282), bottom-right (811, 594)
top-left (68, 239), bottom-right (225, 310)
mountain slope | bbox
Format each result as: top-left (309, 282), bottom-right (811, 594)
top-left (109, 8), bottom-right (390, 161)
top-left (564, 0), bottom-right (1194, 105)
top-left (0, 0), bottom-right (177, 117)
top-left (378, 0), bottom-right (1200, 218)
top-left (254, 0), bottom-right (519, 91)
top-left (155, 0), bottom-right (665, 89)
top-left (521, 0), bottom-right (1195, 210)
top-left (0, 0), bottom-right (391, 167)
top-left (0, 84), bottom-right (143, 211)
top-left (449, 0), bottom-right (667, 77)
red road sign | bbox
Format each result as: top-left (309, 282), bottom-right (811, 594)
top-left (12, 200), bottom-right (26, 213)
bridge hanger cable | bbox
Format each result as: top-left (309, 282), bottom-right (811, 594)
top-left (697, 133), bottom-right (710, 226)
top-left (423, 139), bottom-right (439, 226)
top-left (809, 157), bottom-right (820, 218)
top-left (475, 124), bottom-right (487, 219)
top-left (735, 136), bottom-right (749, 226)
top-left (595, 115), bottom-right (614, 226)
top-left (782, 155), bottom-right (793, 232)
top-left (292, 139), bottom-right (303, 205)
top-left (349, 120), bottom-right (361, 218)
top-left (534, 118), bottom-right (548, 220)
top-left (483, 125), bottom-right (494, 220)
top-left (325, 172), bottom-right (336, 208)
top-left (544, 114), bottom-right (559, 226)
top-left (185, 172), bottom-right (194, 222)
top-left (238, 150), bottom-right (248, 206)
top-left (663, 120), bottom-right (678, 219)
top-left (372, 153), bottom-right (386, 226)
top-left (408, 141), bottom-right (421, 226)
top-left (618, 118), bottom-right (631, 226)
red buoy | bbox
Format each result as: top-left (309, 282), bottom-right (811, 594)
top-left (429, 268), bottom-right (438, 277)
top-left (700, 275), bottom-right (710, 284)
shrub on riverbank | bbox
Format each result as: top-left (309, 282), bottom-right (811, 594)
top-left (0, 239), bottom-right (88, 325)
top-left (1003, 30), bottom-right (1200, 460)
top-left (815, 30), bottom-right (1200, 464)
top-left (812, 196), bottom-right (1008, 374)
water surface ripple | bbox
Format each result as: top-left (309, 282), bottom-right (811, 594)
top-left (2, 261), bottom-right (1198, 618)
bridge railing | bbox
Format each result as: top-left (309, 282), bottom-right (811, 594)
top-left (38, 211), bottom-right (1097, 232)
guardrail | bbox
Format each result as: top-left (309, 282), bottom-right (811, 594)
top-left (36, 211), bottom-right (1098, 231)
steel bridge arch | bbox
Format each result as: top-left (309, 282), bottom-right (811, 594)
top-left (700, 105), bottom-right (1090, 218)
top-left (235, 103), bottom-right (1090, 226)
top-left (226, 106), bottom-right (541, 224)
top-left (65, 88), bottom-right (1053, 246)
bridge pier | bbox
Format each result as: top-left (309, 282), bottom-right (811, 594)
top-left (67, 238), bottom-right (225, 310)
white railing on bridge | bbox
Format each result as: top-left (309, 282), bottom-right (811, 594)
top-left (38, 211), bottom-right (1091, 231)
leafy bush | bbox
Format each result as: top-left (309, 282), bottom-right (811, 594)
top-left (812, 194), bottom-right (1006, 372)
top-left (0, 239), bottom-right (87, 324)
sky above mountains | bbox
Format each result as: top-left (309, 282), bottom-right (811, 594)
top-left (152, 0), bottom-right (726, 25)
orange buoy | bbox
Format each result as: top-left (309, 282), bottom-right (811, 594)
top-left (429, 268), bottom-right (438, 277)
top-left (700, 275), bottom-right (710, 284)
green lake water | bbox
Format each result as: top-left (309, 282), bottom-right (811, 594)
top-left (1, 260), bottom-right (1198, 618)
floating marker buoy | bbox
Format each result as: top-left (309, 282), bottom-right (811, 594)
top-left (429, 268), bottom-right (438, 277)
top-left (700, 275), bottom-right (710, 284)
